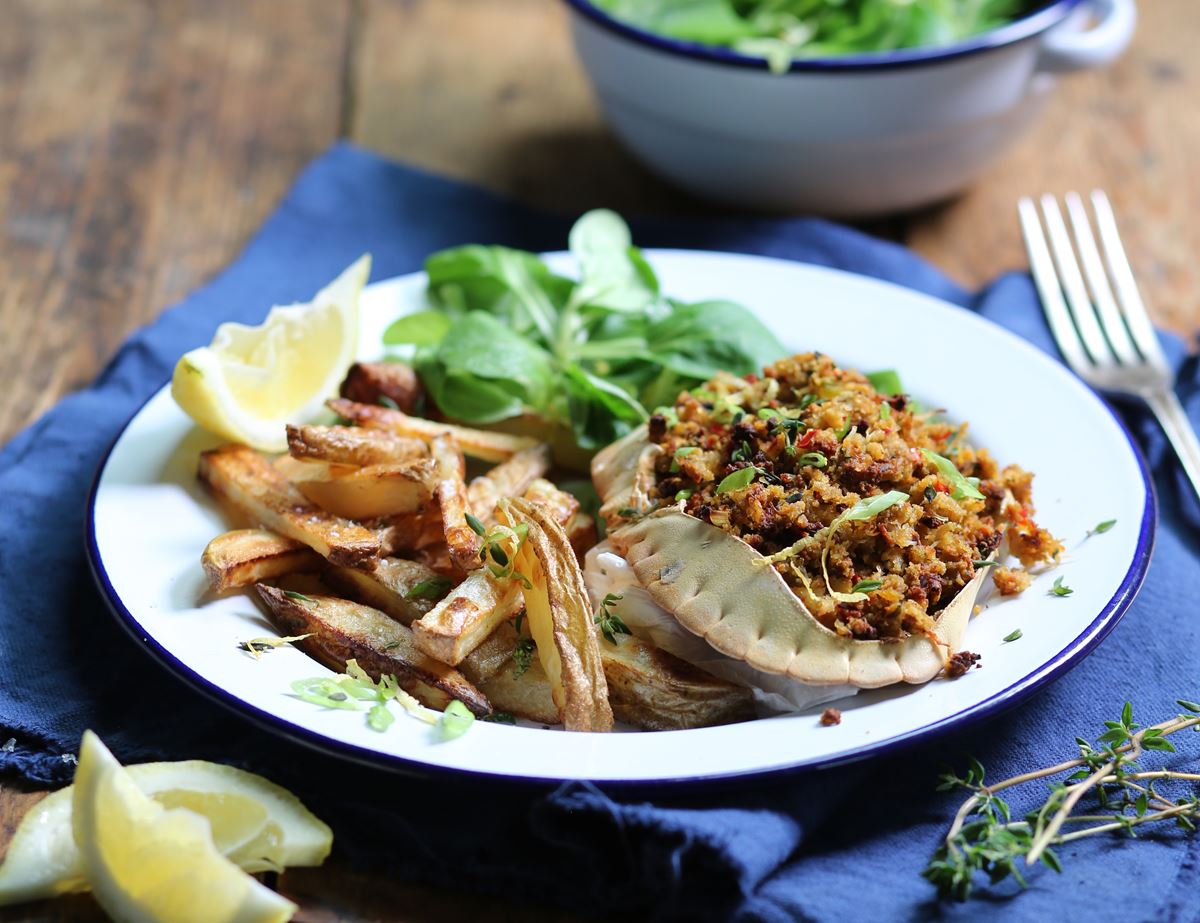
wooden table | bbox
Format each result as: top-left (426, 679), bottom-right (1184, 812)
top-left (0, 1), bottom-right (1195, 919)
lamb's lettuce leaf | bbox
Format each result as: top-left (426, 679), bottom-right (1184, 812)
top-left (392, 211), bottom-right (785, 460)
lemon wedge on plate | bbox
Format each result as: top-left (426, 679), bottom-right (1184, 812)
top-left (0, 735), bottom-right (330, 914)
top-left (172, 255), bottom-right (370, 452)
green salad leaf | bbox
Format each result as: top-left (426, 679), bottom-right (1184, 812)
top-left (593, 0), bottom-right (1025, 73)
top-left (395, 210), bottom-right (785, 454)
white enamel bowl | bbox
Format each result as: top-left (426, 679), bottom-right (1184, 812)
top-left (88, 250), bottom-right (1153, 785)
top-left (564, 0), bottom-right (1136, 216)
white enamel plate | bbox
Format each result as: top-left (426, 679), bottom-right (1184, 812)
top-left (88, 250), bottom-right (1154, 784)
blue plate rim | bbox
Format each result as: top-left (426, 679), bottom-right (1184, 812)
top-left (84, 257), bottom-right (1157, 791)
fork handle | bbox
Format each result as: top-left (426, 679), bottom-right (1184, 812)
top-left (1143, 388), bottom-right (1200, 503)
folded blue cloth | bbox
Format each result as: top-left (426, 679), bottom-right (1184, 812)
top-left (2, 142), bottom-right (1199, 922)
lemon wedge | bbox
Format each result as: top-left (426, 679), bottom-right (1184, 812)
top-left (0, 751), bottom-right (331, 908)
top-left (172, 255), bottom-right (369, 452)
top-left (70, 732), bottom-right (297, 923)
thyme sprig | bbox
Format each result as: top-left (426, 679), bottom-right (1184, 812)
top-left (594, 592), bottom-right (632, 644)
top-left (925, 700), bottom-right (1200, 901)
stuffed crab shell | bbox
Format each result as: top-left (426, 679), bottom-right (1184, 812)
top-left (592, 353), bottom-right (1062, 690)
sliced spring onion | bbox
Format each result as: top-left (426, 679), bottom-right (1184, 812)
top-left (438, 700), bottom-right (476, 740)
top-left (920, 448), bottom-right (985, 501)
top-left (716, 466), bottom-right (758, 494)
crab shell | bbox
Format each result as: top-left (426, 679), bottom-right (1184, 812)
top-left (592, 425), bottom-right (989, 689)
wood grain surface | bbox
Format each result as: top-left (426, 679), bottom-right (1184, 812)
top-left (1, 0), bottom-right (1196, 920)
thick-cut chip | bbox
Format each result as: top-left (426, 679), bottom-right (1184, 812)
top-left (373, 510), bottom-right (445, 555)
top-left (339, 361), bottom-right (424, 413)
top-left (286, 424), bottom-right (428, 467)
top-left (496, 498), bottom-right (612, 732)
top-left (274, 455), bottom-right (433, 521)
top-left (457, 622), bottom-right (522, 683)
top-left (600, 634), bottom-right (755, 730)
top-left (411, 571), bottom-right (524, 666)
top-left (473, 658), bottom-right (559, 726)
top-left (322, 557), bottom-right (443, 626)
top-left (328, 398), bottom-right (539, 463)
top-left (565, 513), bottom-right (599, 562)
top-left (198, 445), bottom-right (379, 566)
top-left (256, 585), bottom-right (490, 716)
top-left (201, 529), bottom-right (323, 593)
top-left (430, 434), bottom-right (482, 570)
top-left (466, 444), bottom-right (552, 521)
top-left (412, 544), bottom-right (466, 581)
top-left (521, 478), bottom-right (581, 525)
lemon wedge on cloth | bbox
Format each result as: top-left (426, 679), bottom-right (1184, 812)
top-left (0, 733), bottom-right (330, 915)
top-left (172, 255), bottom-right (370, 452)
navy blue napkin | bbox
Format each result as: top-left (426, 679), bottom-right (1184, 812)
top-left (3, 142), bottom-right (1199, 922)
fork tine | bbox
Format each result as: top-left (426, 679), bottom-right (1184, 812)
top-left (1089, 190), bottom-right (1170, 373)
top-left (1039, 195), bottom-right (1114, 367)
top-left (1017, 197), bottom-right (1091, 375)
top-left (1063, 192), bottom-right (1141, 366)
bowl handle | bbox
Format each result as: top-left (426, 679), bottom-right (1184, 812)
top-left (1037, 0), bottom-right (1137, 74)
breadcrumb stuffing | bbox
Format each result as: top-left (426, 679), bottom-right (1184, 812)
top-left (646, 353), bottom-right (1060, 641)
top-left (992, 566), bottom-right (1034, 596)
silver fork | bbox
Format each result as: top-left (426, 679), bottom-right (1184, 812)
top-left (1018, 190), bottom-right (1200, 502)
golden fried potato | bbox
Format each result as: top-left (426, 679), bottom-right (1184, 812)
top-left (473, 658), bottom-right (559, 726)
top-left (328, 398), bottom-right (539, 463)
top-left (565, 512), bottom-right (599, 562)
top-left (521, 478), bottom-right (580, 525)
top-left (339, 361), bottom-right (424, 413)
top-left (274, 455), bottom-right (433, 521)
top-left (466, 444), bottom-right (552, 521)
top-left (411, 570), bottom-right (524, 666)
top-left (256, 585), bottom-right (490, 716)
top-left (198, 445), bottom-right (379, 566)
top-left (430, 433), bottom-right (482, 571)
top-left (373, 510), bottom-right (446, 555)
top-left (322, 556), bottom-right (444, 625)
top-left (201, 529), bottom-right (323, 593)
top-left (600, 634), bottom-right (755, 730)
top-left (286, 424), bottom-right (428, 467)
top-left (496, 498), bottom-right (612, 732)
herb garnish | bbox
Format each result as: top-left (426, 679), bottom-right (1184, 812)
top-left (438, 700), bottom-right (475, 740)
top-left (282, 590), bottom-right (315, 604)
top-left (1002, 629), bottom-right (1023, 643)
top-left (675, 488), bottom-right (694, 502)
top-left (797, 452), bottom-right (827, 468)
top-left (594, 593), bottom-right (632, 645)
top-left (925, 701), bottom-right (1200, 901)
top-left (485, 712), bottom-right (517, 725)
top-left (465, 514), bottom-right (487, 537)
top-left (1088, 519), bottom-right (1117, 537)
top-left (972, 560), bottom-right (998, 568)
top-left (512, 637), bottom-right (536, 678)
top-left (238, 634), bottom-right (312, 659)
top-left (406, 576), bottom-right (454, 600)
top-left (291, 661), bottom-right (476, 739)
top-left (920, 449), bottom-right (985, 501)
top-left (479, 522), bottom-right (533, 588)
top-left (1048, 576), bottom-right (1073, 597)
top-left (850, 579), bottom-right (883, 594)
top-left (716, 466), bottom-right (760, 494)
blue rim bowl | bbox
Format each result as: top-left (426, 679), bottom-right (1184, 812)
top-left (562, 0), bottom-right (1088, 72)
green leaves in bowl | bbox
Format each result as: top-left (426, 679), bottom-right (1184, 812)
top-left (384, 210), bottom-right (784, 452)
top-left (592, 0), bottom-right (1027, 73)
